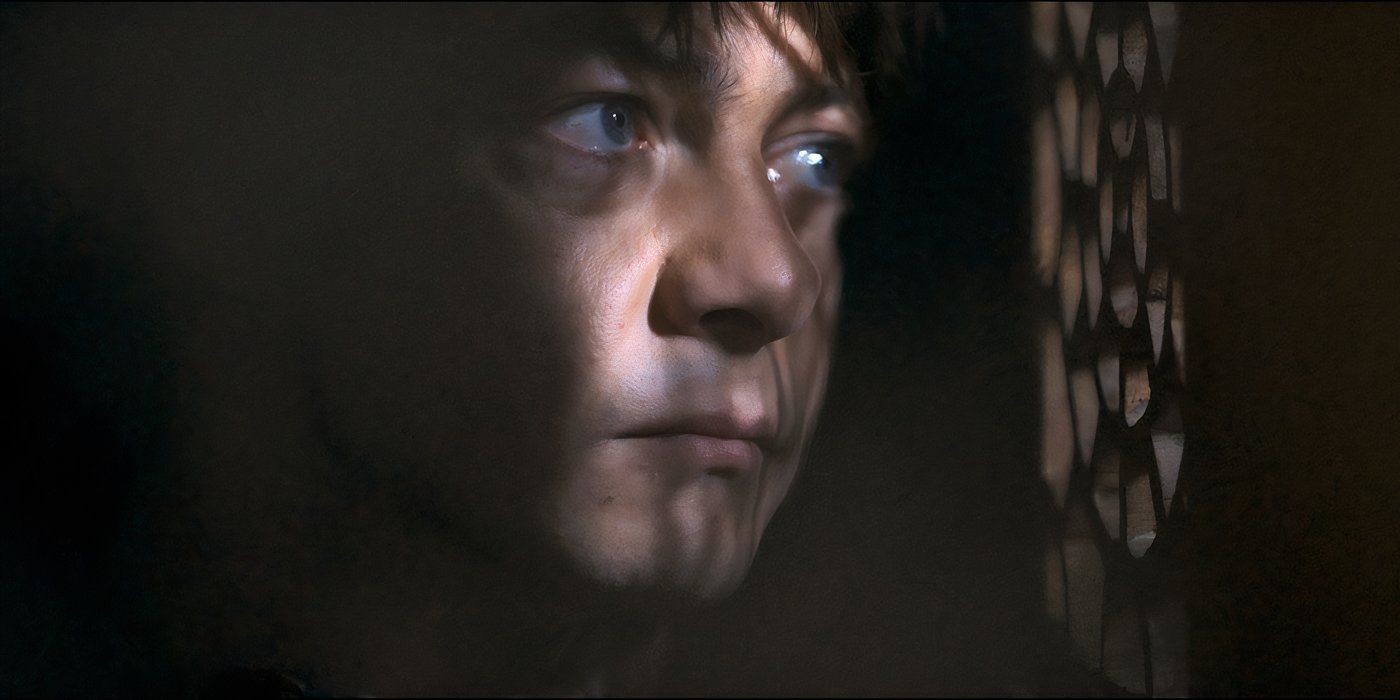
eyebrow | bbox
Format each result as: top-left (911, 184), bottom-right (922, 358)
top-left (767, 81), bottom-right (858, 129)
top-left (598, 30), bottom-right (742, 105)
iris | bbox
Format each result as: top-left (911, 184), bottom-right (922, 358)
top-left (546, 101), bottom-right (638, 154)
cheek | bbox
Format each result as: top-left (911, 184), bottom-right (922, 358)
top-left (557, 214), bottom-right (669, 442)
top-left (487, 137), bottom-right (658, 218)
top-left (451, 191), bottom-right (671, 563)
top-left (576, 226), bottom-right (664, 352)
top-left (475, 140), bottom-right (668, 388)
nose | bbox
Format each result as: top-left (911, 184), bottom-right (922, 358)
top-left (650, 160), bottom-right (821, 355)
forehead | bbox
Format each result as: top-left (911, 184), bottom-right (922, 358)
top-left (604, 11), bottom-right (832, 121)
top-left (639, 3), bottom-right (832, 86)
top-left (472, 3), bottom-right (847, 95)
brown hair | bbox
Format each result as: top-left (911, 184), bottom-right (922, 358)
top-left (659, 2), bottom-right (931, 104)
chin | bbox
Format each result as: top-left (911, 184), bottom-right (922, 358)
top-left (567, 541), bottom-right (756, 602)
top-left (549, 490), bottom-right (763, 601)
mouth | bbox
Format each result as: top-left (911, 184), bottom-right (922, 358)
top-left (616, 413), bottom-right (777, 478)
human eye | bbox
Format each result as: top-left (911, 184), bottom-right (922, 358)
top-left (541, 98), bottom-right (648, 157)
top-left (765, 137), bottom-right (856, 194)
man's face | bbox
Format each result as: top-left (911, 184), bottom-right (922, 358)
top-left (309, 4), bottom-right (861, 600)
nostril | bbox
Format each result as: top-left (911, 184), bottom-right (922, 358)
top-left (698, 308), bottom-right (767, 354)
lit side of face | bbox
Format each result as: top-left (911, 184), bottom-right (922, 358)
top-left (463, 7), bottom-right (864, 599)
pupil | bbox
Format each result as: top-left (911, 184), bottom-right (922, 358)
top-left (601, 105), bottom-right (630, 145)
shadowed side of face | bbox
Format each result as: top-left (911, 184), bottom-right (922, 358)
top-left (187, 3), bottom-right (865, 602)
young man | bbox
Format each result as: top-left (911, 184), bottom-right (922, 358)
top-left (1, 3), bottom-right (904, 695)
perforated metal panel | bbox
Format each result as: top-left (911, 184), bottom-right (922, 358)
top-left (1030, 3), bottom-right (1189, 695)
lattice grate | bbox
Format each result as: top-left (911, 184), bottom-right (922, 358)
top-left (1030, 2), bottom-right (1189, 695)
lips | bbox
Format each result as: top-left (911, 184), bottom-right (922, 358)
top-left (616, 412), bottom-right (777, 476)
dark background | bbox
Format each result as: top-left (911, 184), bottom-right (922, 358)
top-left (1176, 4), bottom-right (1400, 696)
top-left (3, 3), bottom-right (1399, 696)
top-left (664, 3), bottom-right (1064, 695)
top-left (666, 3), bottom-right (1400, 696)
